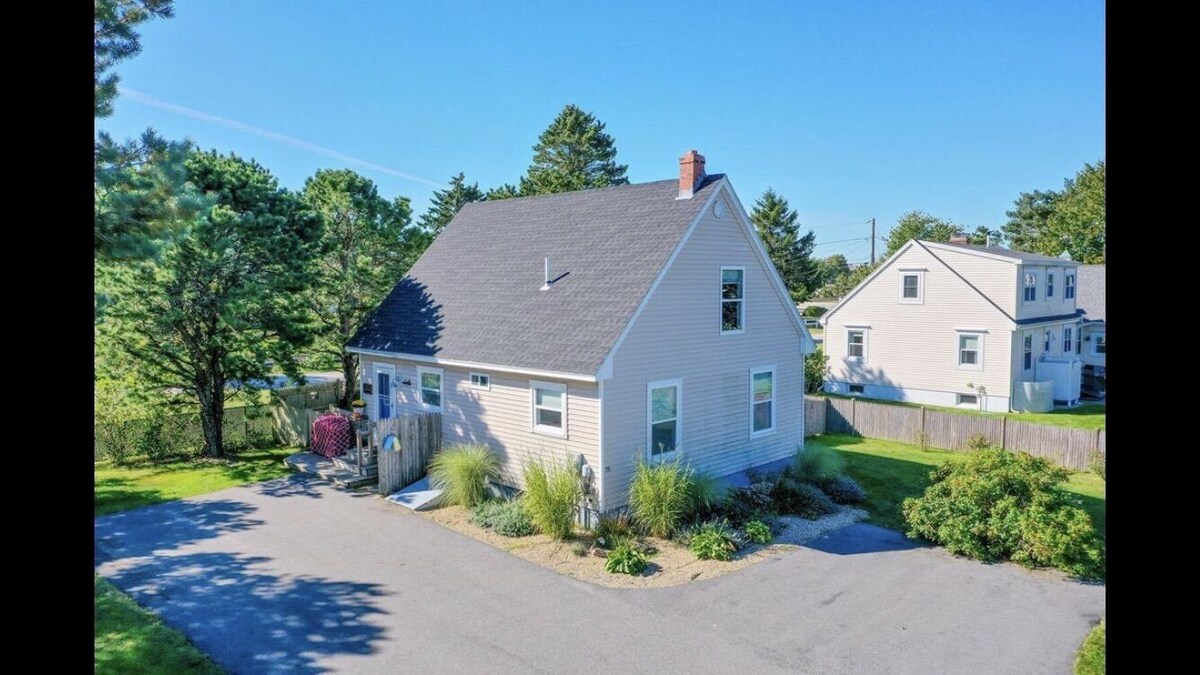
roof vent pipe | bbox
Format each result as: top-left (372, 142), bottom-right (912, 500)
top-left (541, 257), bottom-right (550, 291)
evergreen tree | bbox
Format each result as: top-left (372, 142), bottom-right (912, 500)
top-left (302, 169), bottom-right (428, 406)
top-left (1002, 189), bottom-right (1060, 253)
top-left (98, 151), bottom-right (323, 457)
top-left (968, 225), bottom-right (1003, 246)
top-left (750, 189), bottom-right (820, 301)
top-left (418, 172), bottom-right (485, 233)
top-left (95, 0), bottom-right (175, 118)
top-left (1047, 161), bottom-right (1105, 263)
top-left (485, 183), bottom-right (521, 201)
top-left (884, 211), bottom-right (960, 256)
top-left (519, 104), bottom-right (628, 195)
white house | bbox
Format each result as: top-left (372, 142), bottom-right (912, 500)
top-left (347, 151), bottom-right (815, 512)
top-left (819, 237), bottom-right (1084, 413)
top-left (1075, 264), bottom-right (1105, 398)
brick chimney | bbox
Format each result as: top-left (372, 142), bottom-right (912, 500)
top-left (677, 150), bottom-right (706, 199)
top-left (949, 233), bottom-right (969, 244)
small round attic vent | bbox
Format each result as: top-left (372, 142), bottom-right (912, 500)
top-left (713, 201), bottom-right (726, 218)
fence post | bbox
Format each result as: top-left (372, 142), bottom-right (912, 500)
top-left (1094, 427), bottom-right (1101, 455)
top-left (1000, 416), bottom-right (1008, 450)
top-left (851, 397), bottom-right (857, 435)
top-left (920, 406), bottom-right (926, 437)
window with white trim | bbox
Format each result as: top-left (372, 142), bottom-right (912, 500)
top-left (647, 379), bottom-right (681, 458)
top-left (1065, 273), bottom-right (1076, 299)
top-left (848, 384), bottom-right (865, 394)
top-left (720, 267), bottom-right (744, 333)
top-left (750, 367), bottom-right (775, 436)
top-left (846, 329), bottom-right (866, 360)
top-left (957, 333), bottom-right (983, 370)
top-left (417, 367), bottom-right (443, 411)
top-left (957, 393), bottom-right (978, 406)
top-left (1023, 273), bottom-right (1037, 302)
top-left (1093, 334), bottom-right (1106, 355)
top-left (1044, 329), bottom-right (1052, 353)
top-left (1062, 325), bottom-right (1073, 354)
top-left (1076, 330), bottom-right (1082, 354)
top-left (1023, 334), bottom-right (1033, 370)
top-left (531, 380), bottom-right (566, 437)
top-left (1046, 273), bottom-right (1055, 298)
top-left (469, 372), bottom-right (490, 390)
top-left (899, 270), bottom-right (924, 304)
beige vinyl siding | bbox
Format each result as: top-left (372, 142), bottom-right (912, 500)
top-left (600, 188), bottom-right (806, 510)
top-left (361, 358), bottom-right (600, 489)
top-left (825, 244), bottom-right (1013, 400)
top-left (926, 247), bottom-right (1019, 317)
top-left (1016, 263), bottom-right (1079, 321)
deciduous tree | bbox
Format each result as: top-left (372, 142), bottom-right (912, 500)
top-left (883, 211), bottom-right (960, 256)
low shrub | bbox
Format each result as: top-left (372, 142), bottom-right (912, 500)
top-left (468, 499), bottom-right (536, 537)
top-left (966, 434), bottom-right (993, 452)
top-left (790, 444), bottom-right (845, 482)
top-left (605, 542), bottom-right (648, 575)
top-left (1090, 450), bottom-right (1105, 481)
top-left (593, 512), bottom-right (635, 549)
top-left (628, 459), bottom-right (694, 538)
top-left (689, 524), bottom-right (738, 561)
top-left (816, 474), bottom-right (867, 505)
top-left (571, 541), bottom-right (589, 557)
top-left (427, 444), bottom-right (501, 508)
top-left (522, 460), bottom-right (582, 540)
top-left (743, 519), bottom-right (773, 545)
top-left (803, 305), bottom-right (828, 318)
top-left (901, 449), bottom-right (1105, 579)
top-left (774, 476), bottom-right (838, 519)
top-left (720, 481), bottom-right (776, 525)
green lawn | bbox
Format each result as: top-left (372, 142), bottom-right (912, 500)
top-left (95, 576), bottom-right (224, 674)
top-left (1073, 620), bottom-right (1105, 675)
top-left (95, 447), bottom-right (295, 516)
top-left (822, 394), bottom-right (1106, 430)
top-left (808, 434), bottom-right (1106, 540)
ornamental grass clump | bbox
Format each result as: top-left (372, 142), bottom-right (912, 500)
top-left (427, 444), bottom-right (501, 508)
top-left (628, 459), bottom-right (694, 538)
top-left (522, 459), bottom-right (582, 540)
top-left (901, 449), bottom-right (1104, 579)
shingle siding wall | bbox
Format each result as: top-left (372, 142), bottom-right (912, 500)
top-left (360, 358), bottom-right (600, 490)
top-left (600, 188), bottom-right (806, 510)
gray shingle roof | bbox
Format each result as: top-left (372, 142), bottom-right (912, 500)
top-left (1075, 264), bottom-right (1105, 322)
top-left (931, 241), bottom-right (1081, 264)
top-left (347, 176), bottom-right (725, 375)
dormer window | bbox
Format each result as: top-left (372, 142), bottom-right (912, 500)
top-left (1023, 273), bottom-right (1037, 302)
top-left (1065, 273), bottom-right (1076, 299)
top-left (1046, 273), bottom-right (1055, 298)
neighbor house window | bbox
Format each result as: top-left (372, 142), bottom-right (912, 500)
top-left (721, 267), bottom-right (744, 333)
top-left (531, 380), bottom-right (566, 437)
top-left (1076, 331), bottom-right (1083, 354)
top-left (846, 329), bottom-right (866, 360)
top-left (957, 393), bottom-right (978, 407)
top-left (1065, 273), bottom-right (1076, 299)
top-left (417, 367), bottom-right (443, 411)
top-left (1093, 334), bottom-right (1106, 355)
top-left (957, 332), bottom-right (983, 370)
top-left (750, 367), bottom-right (775, 436)
top-left (899, 270), bottom-right (924, 304)
top-left (1062, 326), bottom-right (1073, 354)
top-left (1044, 329), bottom-right (1052, 353)
top-left (647, 379), bottom-right (681, 458)
top-left (1023, 334), bottom-right (1033, 370)
top-left (1023, 273), bottom-right (1037, 302)
top-left (1046, 273), bottom-right (1055, 298)
top-left (469, 372), bottom-right (490, 390)
top-left (848, 384), bottom-right (865, 394)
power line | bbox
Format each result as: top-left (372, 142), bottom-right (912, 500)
top-left (813, 236), bottom-right (871, 248)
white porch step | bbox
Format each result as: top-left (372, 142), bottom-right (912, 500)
top-left (385, 477), bottom-right (443, 511)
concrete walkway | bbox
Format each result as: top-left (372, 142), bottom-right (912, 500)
top-left (94, 474), bottom-right (1105, 674)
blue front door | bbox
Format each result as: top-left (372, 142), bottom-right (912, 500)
top-left (376, 371), bottom-right (392, 419)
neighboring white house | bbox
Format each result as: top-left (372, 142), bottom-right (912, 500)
top-left (347, 151), bottom-right (815, 513)
top-left (819, 237), bottom-right (1084, 413)
top-left (1075, 264), bottom-right (1105, 398)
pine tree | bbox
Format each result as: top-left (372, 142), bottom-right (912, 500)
top-left (95, 0), bottom-right (175, 118)
top-left (485, 183), bottom-right (521, 201)
top-left (418, 172), bottom-right (485, 233)
top-left (750, 189), bottom-right (820, 301)
top-left (519, 104), bottom-right (628, 195)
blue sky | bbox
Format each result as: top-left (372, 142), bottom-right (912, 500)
top-left (100, 0), bottom-right (1105, 263)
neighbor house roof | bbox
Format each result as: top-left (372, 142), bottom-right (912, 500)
top-left (1075, 264), bottom-right (1105, 322)
top-left (347, 176), bottom-right (725, 376)
top-left (924, 241), bottom-right (1082, 265)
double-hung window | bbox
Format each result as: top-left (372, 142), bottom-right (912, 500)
top-left (1023, 273), bottom-right (1037, 302)
top-left (1093, 334), bottom-right (1106, 355)
top-left (417, 367), bottom-right (443, 411)
top-left (531, 381), bottom-right (566, 437)
top-left (750, 367), bottom-right (775, 437)
top-left (846, 329), bottom-right (866, 360)
top-left (1044, 329), bottom-right (1052, 353)
top-left (957, 332), bottom-right (983, 370)
top-left (1046, 273), bottom-right (1055, 298)
top-left (1065, 273), bottom-right (1076, 299)
top-left (1063, 326), bottom-right (1074, 354)
top-left (647, 380), bottom-right (681, 458)
top-left (1023, 334), bottom-right (1033, 370)
top-left (721, 267), bottom-right (744, 333)
top-left (899, 270), bottom-right (924, 304)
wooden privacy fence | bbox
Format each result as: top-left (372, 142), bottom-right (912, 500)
top-left (805, 395), bottom-right (1105, 471)
top-left (376, 412), bottom-right (443, 495)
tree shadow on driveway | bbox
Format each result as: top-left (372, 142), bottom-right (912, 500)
top-left (95, 499), bottom-right (264, 563)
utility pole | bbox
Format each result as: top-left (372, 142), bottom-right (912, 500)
top-left (870, 218), bottom-right (876, 265)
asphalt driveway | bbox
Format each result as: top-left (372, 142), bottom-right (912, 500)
top-left (95, 474), bottom-right (1105, 674)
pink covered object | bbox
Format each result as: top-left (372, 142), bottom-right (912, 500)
top-left (311, 414), bottom-right (352, 459)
